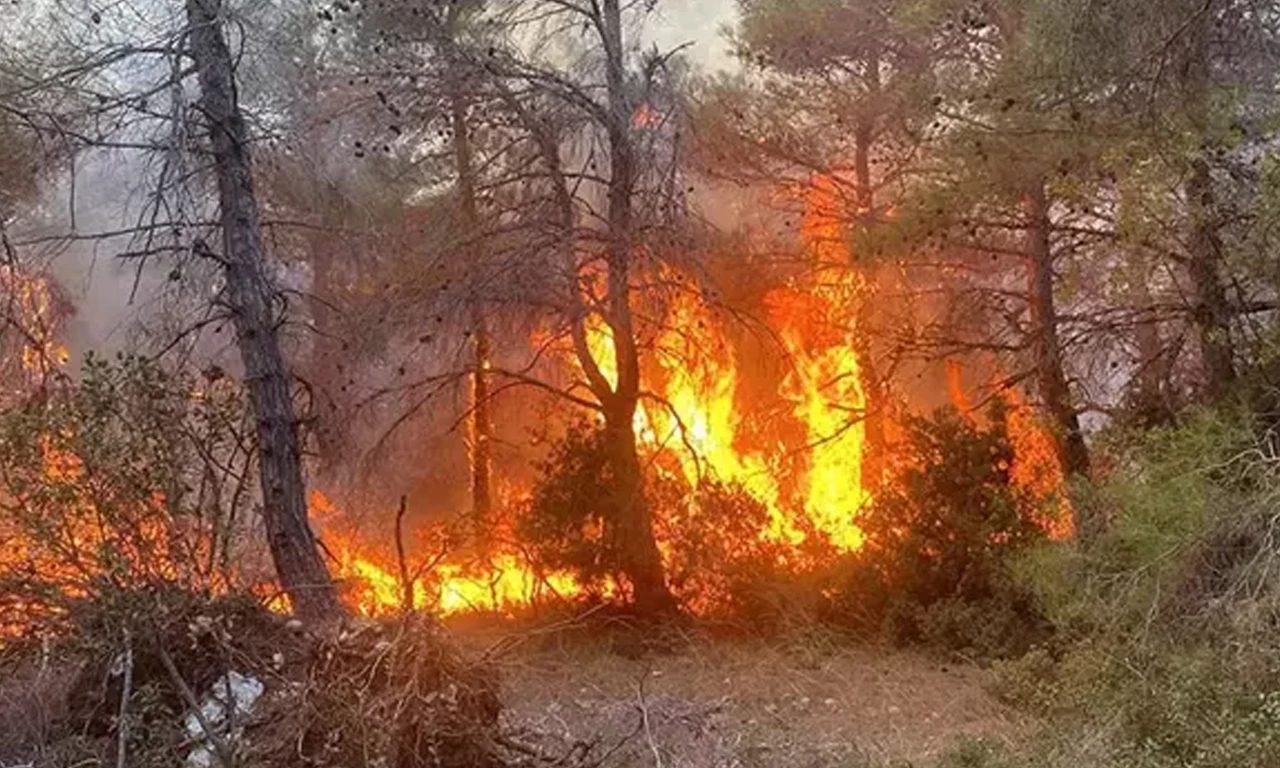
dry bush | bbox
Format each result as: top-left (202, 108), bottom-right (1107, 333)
top-left (247, 617), bottom-right (503, 768)
top-left (0, 649), bottom-right (76, 766)
top-left (2, 586), bottom-right (509, 768)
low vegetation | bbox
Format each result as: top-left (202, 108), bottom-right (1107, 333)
top-left (937, 411), bottom-right (1280, 768)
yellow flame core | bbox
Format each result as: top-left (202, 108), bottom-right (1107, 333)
top-left (781, 323), bottom-right (870, 551)
top-left (311, 491), bottom-right (598, 618)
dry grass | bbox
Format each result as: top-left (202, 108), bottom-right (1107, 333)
top-left (460, 621), bottom-right (1032, 768)
top-left (0, 648), bottom-right (75, 766)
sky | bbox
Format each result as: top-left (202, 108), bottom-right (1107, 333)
top-left (647, 0), bottom-right (740, 73)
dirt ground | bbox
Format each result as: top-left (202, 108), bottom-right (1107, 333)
top-left (460, 623), bottom-right (1030, 768)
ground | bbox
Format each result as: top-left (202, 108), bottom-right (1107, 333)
top-left (458, 622), bottom-right (1029, 768)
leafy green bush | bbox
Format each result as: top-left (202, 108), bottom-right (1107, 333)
top-left (976, 411), bottom-right (1280, 768)
top-left (518, 420), bottom-right (830, 619)
top-left (1016, 409), bottom-right (1261, 640)
top-left (660, 478), bottom-right (832, 622)
top-left (831, 405), bottom-right (1053, 656)
top-left (517, 421), bottom-right (620, 594)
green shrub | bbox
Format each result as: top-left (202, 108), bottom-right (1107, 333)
top-left (518, 420), bottom-right (831, 619)
top-left (832, 405), bottom-right (1052, 656)
top-left (1016, 410), bottom-right (1260, 641)
top-left (659, 478), bottom-right (828, 621)
top-left (979, 411), bottom-right (1280, 768)
top-left (517, 421), bottom-right (620, 594)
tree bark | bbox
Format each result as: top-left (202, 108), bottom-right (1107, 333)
top-left (851, 42), bottom-right (889, 487)
top-left (1181, 2), bottom-right (1235, 402)
top-left (449, 69), bottom-right (493, 536)
top-left (1025, 180), bottom-right (1089, 478)
top-left (187, 0), bottom-right (340, 619)
top-left (600, 0), bottom-right (675, 617)
top-left (1130, 251), bottom-right (1174, 426)
top-left (1185, 155), bottom-right (1235, 400)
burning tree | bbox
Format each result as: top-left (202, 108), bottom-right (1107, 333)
top-left (306, 0), bottom-right (699, 616)
top-left (0, 0), bottom-right (345, 619)
top-left (185, 0), bottom-right (341, 618)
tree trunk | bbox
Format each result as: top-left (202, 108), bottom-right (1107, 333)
top-left (449, 75), bottom-right (493, 535)
top-left (1130, 251), bottom-right (1174, 426)
top-left (851, 44), bottom-right (888, 486)
top-left (1185, 155), bottom-right (1235, 400)
top-left (1181, 4), bottom-right (1235, 402)
top-left (187, 0), bottom-right (340, 619)
top-left (600, 0), bottom-right (675, 616)
top-left (1025, 180), bottom-right (1089, 478)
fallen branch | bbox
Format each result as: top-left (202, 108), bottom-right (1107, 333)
top-left (114, 628), bottom-right (134, 768)
top-left (395, 494), bottom-right (413, 617)
top-left (155, 642), bottom-right (236, 768)
top-left (634, 676), bottom-right (663, 768)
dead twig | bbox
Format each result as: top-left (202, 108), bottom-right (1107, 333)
top-left (114, 628), bottom-right (133, 768)
top-left (155, 642), bottom-right (236, 768)
top-left (634, 676), bottom-right (663, 768)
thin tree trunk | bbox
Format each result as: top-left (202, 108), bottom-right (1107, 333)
top-left (601, 0), bottom-right (675, 617)
top-left (1130, 251), bottom-right (1174, 425)
top-left (1181, 6), bottom-right (1235, 401)
top-left (851, 44), bottom-right (889, 486)
top-left (1186, 155), bottom-right (1235, 399)
top-left (187, 0), bottom-right (340, 619)
top-left (449, 77), bottom-right (493, 535)
top-left (1026, 180), bottom-right (1089, 479)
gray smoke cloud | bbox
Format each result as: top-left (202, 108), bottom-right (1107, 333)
top-left (646, 0), bottom-right (738, 72)
top-left (18, 0), bottom-right (744, 368)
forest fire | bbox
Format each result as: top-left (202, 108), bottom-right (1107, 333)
top-left (0, 178), bottom-right (1073, 630)
top-left (309, 176), bottom-right (1069, 620)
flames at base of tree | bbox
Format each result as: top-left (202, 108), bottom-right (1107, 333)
top-left (0, 175), bottom-right (1072, 626)
top-left (313, 269), bottom-right (1073, 619)
top-left (310, 491), bottom-right (606, 617)
top-left (312, 176), bottom-right (1073, 620)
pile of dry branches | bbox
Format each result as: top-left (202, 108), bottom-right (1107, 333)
top-left (2, 588), bottom-right (507, 768)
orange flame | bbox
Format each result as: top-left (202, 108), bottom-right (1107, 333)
top-left (945, 359), bottom-right (1074, 539)
top-left (1, 264), bottom-right (69, 395)
top-left (310, 491), bottom-right (597, 617)
top-left (569, 173), bottom-right (873, 553)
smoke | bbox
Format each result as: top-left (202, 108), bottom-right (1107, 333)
top-left (645, 0), bottom-right (739, 73)
top-left (10, 153), bottom-right (171, 369)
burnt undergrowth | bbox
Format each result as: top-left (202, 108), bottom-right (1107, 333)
top-left (1, 586), bottom-right (508, 768)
